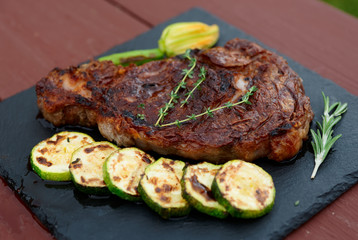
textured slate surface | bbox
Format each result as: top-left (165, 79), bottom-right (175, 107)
top-left (1, 8), bottom-right (358, 240)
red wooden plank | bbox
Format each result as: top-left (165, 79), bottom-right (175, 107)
top-left (0, 179), bottom-right (53, 240)
top-left (0, 0), bottom-right (149, 100)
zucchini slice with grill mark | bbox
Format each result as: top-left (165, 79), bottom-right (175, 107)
top-left (103, 147), bottom-right (155, 201)
top-left (138, 157), bottom-right (190, 219)
top-left (212, 160), bottom-right (275, 218)
top-left (69, 141), bottom-right (118, 195)
top-left (30, 131), bottom-right (94, 181)
top-left (182, 162), bottom-right (228, 218)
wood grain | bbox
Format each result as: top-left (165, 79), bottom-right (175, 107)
top-left (0, 178), bottom-right (53, 240)
top-left (0, 0), bottom-right (149, 100)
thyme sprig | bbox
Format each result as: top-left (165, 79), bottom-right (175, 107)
top-left (160, 86), bottom-right (258, 127)
top-left (180, 66), bottom-right (207, 107)
top-left (155, 50), bottom-right (197, 126)
top-left (310, 92), bottom-right (348, 179)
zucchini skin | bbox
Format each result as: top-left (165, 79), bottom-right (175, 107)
top-left (211, 160), bottom-right (275, 219)
top-left (69, 141), bottom-right (118, 195)
top-left (103, 163), bottom-right (141, 201)
top-left (138, 158), bottom-right (191, 219)
top-left (103, 148), bottom-right (155, 201)
top-left (30, 155), bottom-right (70, 181)
top-left (181, 164), bottom-right (228, 219)
top-left (210, 179), bottom-right (247, 218)
top-left (30, 131), bottom-right (94, 181)
top-left (71, 178), bottom-right (111, 196)
top-left (138, 182), bottom-right (191, 219)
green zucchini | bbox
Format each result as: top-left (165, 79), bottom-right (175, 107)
top-left (138, 157), bottom-right (190, 219)
top-left (30, 131), bottom-right (94, 181)
top-left (182, 162), bottom-right (227, 218)
top-left (103, 147), bottom-right (155, 201)
top-left (69, 141), bottom-right (118, 195)
top-left (212, 160), bottom-right (275, 218)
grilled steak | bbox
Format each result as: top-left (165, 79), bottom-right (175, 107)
top-left (36, 38), bottom-right (314, 163)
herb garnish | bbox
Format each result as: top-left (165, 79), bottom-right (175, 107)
top-left (138, 103), bottom-right (145, 109)
top-left (155, 50), bottom-right (197, 126)
top-left (160, 86), bottom-right (257, 127)
top-left (137, 114), bottom-right (146, 120)
top-left (310, 92), bottom-right (348, 179)
top-left (180, 66), bottom-right (207, 107)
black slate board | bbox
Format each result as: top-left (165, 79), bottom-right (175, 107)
top-left (1, 8), bottom-right (358, 240)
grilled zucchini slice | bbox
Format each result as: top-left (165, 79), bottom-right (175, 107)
top-left (103, 147), bottom-right (155, 201)
top-left (138, 157), bottom-right (190, 219)
top-left (69, 141), bottom-right (118, 195)
top-left (182, 162), bottom-right (227, 218)
top-left (30, 131), bottom-right (94, 181)
top-left (212, 160), bottom-right (275, 218)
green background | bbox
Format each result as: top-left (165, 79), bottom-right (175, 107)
top-left (322, 0), bottom-right (358, 18)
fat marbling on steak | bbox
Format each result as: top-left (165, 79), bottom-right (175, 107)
top-left (36, 38), bottom-right (314, 163)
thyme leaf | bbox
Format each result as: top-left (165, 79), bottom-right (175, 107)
top-left (137, 103), bottom-right (145, 109)
top-left (136, 114), bottom-right (146, 120)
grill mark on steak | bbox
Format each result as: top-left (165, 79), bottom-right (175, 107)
top-left (36, 38), bottom-right (314, 163)
top-left (270, 123), bottom-right (293, 136)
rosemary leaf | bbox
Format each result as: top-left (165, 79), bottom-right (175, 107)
top-left (310, 92), bottom-right (348, 179)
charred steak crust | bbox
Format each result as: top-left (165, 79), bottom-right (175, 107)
top-left (36, 38), bottom-right (314, 163)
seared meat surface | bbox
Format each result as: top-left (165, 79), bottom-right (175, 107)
top-left (36, 38), bottom-right (314, 163)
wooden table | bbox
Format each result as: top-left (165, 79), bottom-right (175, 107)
top-left (1, 0), bottom-right (357, 239)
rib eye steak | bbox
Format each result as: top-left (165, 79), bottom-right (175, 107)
top-left (36, 38), bottom-right (314, 163)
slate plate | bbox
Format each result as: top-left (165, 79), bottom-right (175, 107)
top-left (1, 8), bottom-right (358, 240)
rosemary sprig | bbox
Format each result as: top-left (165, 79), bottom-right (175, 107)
top-left (180, 66), bottom-right (207, 107)
top-left (155, 50), bottom-right (197, 126)
top-left (160, 86), bottom-right (258, 127)
top-left (310, 92), bottom-right (348, 179)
